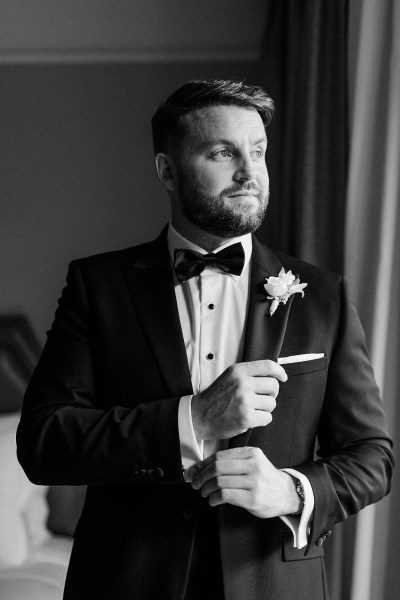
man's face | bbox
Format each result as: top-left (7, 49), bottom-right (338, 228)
top-left (171, 105), bottom-right (270, 238)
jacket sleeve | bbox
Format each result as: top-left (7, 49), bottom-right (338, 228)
top-left (17, 260), bottom-right (184, 487)
top-left (294, 278), bottom-right (394, 552)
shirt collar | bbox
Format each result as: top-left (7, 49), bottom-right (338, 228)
top-left (167, 222), bottom-right (252, 278)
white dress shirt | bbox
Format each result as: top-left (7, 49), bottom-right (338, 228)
top-left (167, 223), bottom-right (313, 548)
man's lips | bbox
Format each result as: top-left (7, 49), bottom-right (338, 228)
top-left (228, 190), bottom-right (260, 197)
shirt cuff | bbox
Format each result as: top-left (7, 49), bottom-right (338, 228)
top-left (178, 395), bottom-right (204, 469)
top-left (279, 468), bottom-right (314, 549)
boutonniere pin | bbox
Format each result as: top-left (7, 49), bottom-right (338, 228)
top-left (264, 268), bottom-right (307, 316)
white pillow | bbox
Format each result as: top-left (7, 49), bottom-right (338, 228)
top-left (0, 413), bottom-right (49, 567)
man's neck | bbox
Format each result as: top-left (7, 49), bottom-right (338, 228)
top-left (170, 215), bottom-right (238, 253)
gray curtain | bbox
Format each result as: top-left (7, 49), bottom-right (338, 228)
top-left (346, 1), bottom-right (400, 599)
top-left (258, 2), bottom-right (351, 598)
top-left (257, 0), bottom-right (348, 274)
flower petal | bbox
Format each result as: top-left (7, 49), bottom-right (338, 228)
top-left (291, 283), bottom-right (308, 294)
top-left (269, 298), bottom-right (280, 316)
top-left (266, 276), bottom-right (283, 285)
top-left (288, 284), bottom-right (307, 299)
top-left (264, 282), bottom-right (288, 296)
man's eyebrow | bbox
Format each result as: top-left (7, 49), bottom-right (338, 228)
top-left (197, 138), bottom-right (233, 149)
top-left (199, 136), bottom-right (268, 149)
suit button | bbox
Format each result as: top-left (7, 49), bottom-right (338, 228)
top-left (182, 506), bottom-right (192, 520)
top-left (154, 467), bottom-right (164, 479)
top-left (315, 537), bottom-right (324, 547)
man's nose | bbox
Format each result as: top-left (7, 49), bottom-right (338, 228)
top-left (233, 156), bottom-right (256, 181)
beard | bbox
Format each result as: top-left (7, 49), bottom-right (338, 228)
top-left (176, 174), bottom-right (269, 238)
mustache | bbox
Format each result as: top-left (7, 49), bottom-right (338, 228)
top-left (222, 182), bottom-right (262, 196)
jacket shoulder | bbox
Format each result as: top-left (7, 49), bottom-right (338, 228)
top-left (70, 229), bottom-right (167, 275)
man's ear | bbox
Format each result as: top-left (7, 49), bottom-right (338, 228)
top-left (155, 153), bottom-right (176, 192)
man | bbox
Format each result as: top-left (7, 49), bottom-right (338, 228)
top-left (17, 79), bottom-right (393, 600)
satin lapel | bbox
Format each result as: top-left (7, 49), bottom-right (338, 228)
top-left (229, 237), bottom-right (294, 449)
top-left (122, 230), bottom-right (193, 399)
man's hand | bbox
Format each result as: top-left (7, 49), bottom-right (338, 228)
top-left (184, 447), bottom-right (301, 518)
top-left (191, 360), bottom-right (287, 441)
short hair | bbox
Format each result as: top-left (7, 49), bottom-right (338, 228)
top-left (151, 79), bottom-right (275, 155)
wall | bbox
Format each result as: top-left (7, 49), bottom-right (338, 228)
top-left (0, 0), bottom-right (265, 61)
top-left (0, 61), bottom-right (261, 343)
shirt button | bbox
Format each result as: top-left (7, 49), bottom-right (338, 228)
top-left (208, 303), bottom-right (215, 310)
top-left (206, 353), bottom-right (214, 360)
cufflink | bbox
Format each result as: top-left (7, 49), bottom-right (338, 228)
top-left (295, 479), bottom-right (305, 504)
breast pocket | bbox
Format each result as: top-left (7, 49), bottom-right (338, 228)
top-left (282, 356), bottom-right (327, 377)
top-left (281, 355), bottom-right (328, 408)
top-left (252, 356), bottom-right (329, 466)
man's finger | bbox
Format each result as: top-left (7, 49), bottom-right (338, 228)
top-left (183, 448), bottom-right (262, 483)
top-left (200, 474), bottom-right (251, 497)
top-left (208, 488), bottom-right (252, 509)
top-left (191, 459), bottom-right (250, 490)
top-left (251, 376), bottom-right (280, 397)
top-left (249, 408), bottom-right (274, 429)
top-left (184, 453), bottom-right (244, 483)
top-left (250, 394), bottom-right (277, 413)
top-left (241, 359), bottom-right (288, 382)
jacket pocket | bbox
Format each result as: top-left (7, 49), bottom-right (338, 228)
top-left (282, 356), bottom-right (327, 377)
top-left (282, 533), bottom-right (325, 561)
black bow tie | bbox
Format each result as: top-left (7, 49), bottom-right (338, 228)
top-left (174, 242), bottom-right (245, 283)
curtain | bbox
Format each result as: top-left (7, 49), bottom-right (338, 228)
top-left (259, 1), bottom-right (400, 598)
top-left (346, 1), bottom-right (400, 599)
top-left (259, 3), bottom-right (350, 595)
top-left (258, 0), bottom-right (348, 274)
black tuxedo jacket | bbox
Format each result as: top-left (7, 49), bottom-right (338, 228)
top-left (17, 228), bottom-right (393, 600)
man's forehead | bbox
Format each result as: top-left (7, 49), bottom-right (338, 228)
top-left (181, 105), bottom-right (266, 145)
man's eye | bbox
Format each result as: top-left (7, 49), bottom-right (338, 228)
top-left (212, 149), bottom-right (231, 159)
top-left (253, 149), bottom-right (264, 159)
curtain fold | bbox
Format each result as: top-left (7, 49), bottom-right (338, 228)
top-left (258, 0), bottom-right (348, 273)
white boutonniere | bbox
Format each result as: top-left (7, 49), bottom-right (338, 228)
top-left (264, 268), bottom-right (307, 316)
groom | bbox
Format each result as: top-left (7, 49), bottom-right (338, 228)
top-left (17, 79), bottom-right (393, 600)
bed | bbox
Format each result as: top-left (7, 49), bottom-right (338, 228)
top-left (0, 315), bottom-right (84, 600)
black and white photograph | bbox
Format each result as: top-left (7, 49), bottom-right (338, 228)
top-left (0, 2), bottom-right (399, 599)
